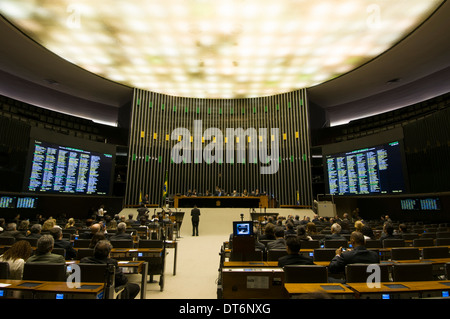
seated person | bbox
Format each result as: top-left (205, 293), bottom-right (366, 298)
top-left (379, 222), bottom-right (401, 241)
top-left (136, 205), bottom-right (149, 220)
top-left (328, 231), bottom-right (380, 275)
top-left (0, 240), bottom-right (33, 279)
top-left (49, 226), bottom-right (77, 260)
top-left (278, 237), bottom-right (315, 267)
top-left (80, 240), bottom-right (140, 299)
top-left (0, 223), bottom-right (25, 240)
top-left (267, 227), bottom-right (287, 250)
top-left (78, 223), bottom-right (102, 239)
top-left (108, 222), bottom-right (132, 241)
top-left (26, 235), bottom-right (66, 263)
top-left (231, 190), bottom-right (240, 197)
top-left (320, 223), bottom-right (346, 245)
top-left (27, 224), bottom-right (43, 239)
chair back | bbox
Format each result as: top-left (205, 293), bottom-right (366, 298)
top-left (382, 239), bottom-right (405, 248)
top-left (365, 239), bottom-right (382, 249)
top-left (413, 238), bottom-right (434, 247)
top-left (73, 239), bottom-right (91, 248)
top-left (110, 240), bottom-right (134, 248)
top-left (137, 239), bottom-right (163, 248)
top-left (390, 248), bottom-right (420, 260)
top-left (267, 249), bottom-right (288, 261)
top-left (52, 248), bottom-right (66, 258)
top-left (345, 263), bottom-right (390, 283)
top-left (22, 263), bottom-right (67, 281)
top-left (0, 237), bottom-right (15, 245)
top-left (401, 233), bottom-right (420, 240)
top-left (422, 247), bottom-right (450, 259)
top-left (392, 263), bottom-right (434, 282)
top-left (436, 238), bottom-right (450, 246)
top-left (300, 240), bottom-right (320, 249)
top-left (324, 239), bottom-right (348, 248)
top-left (230, 250), bottom-right (263, 262)
top-left (77, 263), bottom-right (111, 283)
top-left (313, 248), bottom-right (336, 262)
top-left (0, 261), bottom-right (10, 279)
top-left (421, 232), bottom-right (436, 239)
top-left (20, 237), bottom-right (38, 247)
top-left (284, 265), bottom-right (328, 283)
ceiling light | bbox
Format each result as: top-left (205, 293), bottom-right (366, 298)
top-left (0, 0), bottom-right (443, 99)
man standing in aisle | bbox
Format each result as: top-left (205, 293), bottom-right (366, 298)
top-left (191, 205), bottom-right (200, 236)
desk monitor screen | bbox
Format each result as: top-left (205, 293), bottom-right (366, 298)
top-left (233, 221), bottom-right (253, 236)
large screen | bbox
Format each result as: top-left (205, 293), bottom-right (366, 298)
top-left (400, 198), bottom-right (441, 211)
top-left (0, 196), bottom-right (38, 209)
top-left (325, 141), bottom-right (406, 195)
top-left (24, 140), bottom-right (114, 195)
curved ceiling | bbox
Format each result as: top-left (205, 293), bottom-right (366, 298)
top-left (0, 1), bottom-right (449, 127)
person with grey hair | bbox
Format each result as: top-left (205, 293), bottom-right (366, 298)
top-left (108, 222), bottom-right (132, 240)
top-left (80, 240), bottom-right (140, 299)
top-left (26, 234), bottom-right (66, 263)
top-left (0, 223), bottom-right (24, 240)
top-left (320, 223), bottom-right (346, 246)
top-left (27, 223), bottom-right (43, 239)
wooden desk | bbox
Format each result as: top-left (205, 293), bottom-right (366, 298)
top-left (110, 248), bottom-right (166, 291)
top-left (174, 195), bottom-right (269, 208)
top-left (284, 283), bottom-right (355, 299)
top-left (220, 267), bottom-right (287, 299)
top-left (347, 281), bottom-right (450, 299)
top-left (0, 280), bottom-right (104, 299)
top-left (67, 259), bottom-right (149, 299)
top-left (34, 282), bottom-right (104, 299)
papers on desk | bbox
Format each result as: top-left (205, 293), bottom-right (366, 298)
top-left (0, 283), bottom-right (11, 288)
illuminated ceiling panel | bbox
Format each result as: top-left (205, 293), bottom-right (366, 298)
top-left (0, 0), bottom-right (443, 98)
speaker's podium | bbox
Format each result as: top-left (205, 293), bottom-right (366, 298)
top-left (220, 220), bottom-right (287, 299)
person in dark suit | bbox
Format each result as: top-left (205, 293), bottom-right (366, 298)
top-left (278, 237), bottom-right (315, 267)
top-left (108, 222), bottom-right (133, 240)
top-left (0, 223), bottom-right (25, 240)
top-left (267, 227), bottom-right (286, 250)
top-left (191, 206), bottom-right (200, 236)
top-left (49, 226), bottom-right (77, 260)
top-left (328, 231), bottom-right (380, 275)
top-left (80, 240), bottom-right (140, 299)
top-left (136, 204), bottom-right (149, 221)
top-left (379, 222), bottom-right (401, 241)
top-left (27, 224), bottom-right (43, 239)
top-left (26, 235), bottom-right (66, 263)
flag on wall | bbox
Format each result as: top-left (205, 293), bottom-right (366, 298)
top-left (162, 170), bottom-right (168, 203)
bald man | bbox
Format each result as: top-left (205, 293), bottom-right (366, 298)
top-left (79, 223), bottom-right (101, 239)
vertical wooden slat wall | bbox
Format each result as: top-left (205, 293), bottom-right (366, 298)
top-left (125, 88), bottom-right (313, 207)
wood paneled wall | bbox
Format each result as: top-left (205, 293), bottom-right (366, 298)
top-left (125, 88), bottom-right (313, 207)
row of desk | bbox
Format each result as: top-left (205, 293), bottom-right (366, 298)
top-left (0, 241), bottom-right (180, 299)
top-left (0, 280), bottom-right (105, 299)
top-left (174, 195), bottom-right (270, 208)
top-left (219, 256), bottom-right (450, 299)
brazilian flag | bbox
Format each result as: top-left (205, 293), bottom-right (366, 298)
top-left (162, 170), bottom-right (168, 203)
